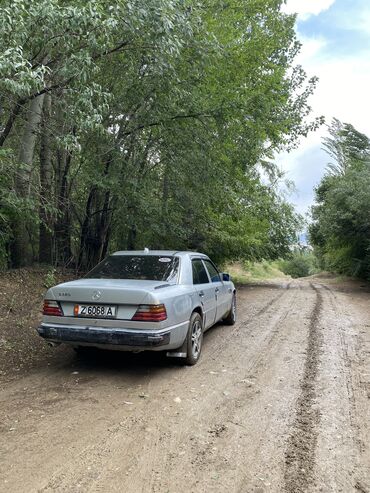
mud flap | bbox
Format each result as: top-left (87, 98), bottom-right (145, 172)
top-left (166, 334), bottom-right (188, 359)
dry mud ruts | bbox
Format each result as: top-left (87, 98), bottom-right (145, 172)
top-left (0, 276), bottom-right (369, 492)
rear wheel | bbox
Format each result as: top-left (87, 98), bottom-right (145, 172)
top-left (73, 346), bottom-right (96, 356)
top-left (224, 293), bottom-right (236, 325)
top-left (184, 312), bottom-right (203, 365)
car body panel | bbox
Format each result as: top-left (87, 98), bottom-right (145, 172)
top-left (193, 280), bottom-right (217, 329)
top-left (38, 251), bottom-right (236, 354)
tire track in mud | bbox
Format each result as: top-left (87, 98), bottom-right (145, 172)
top-left (3, 279), bottom-right (370, 493)
top-left (237, 281), bottom-right (292, 328)
top-left (316, 283), bottom-right (370, 491)
top-left (207, 284), bottom-right (299, 419)
top-left (140, 285), bottom-right (301, 492)
top-left (101, 283), bottom-right (302, 493)
top-left (284, 283), bottom-right (323, 493)
top-left (209, 282), bottom-right (292, 363)
top-left (318, 284), bottom-right (359, 431)
top-left (0, 284), bottom-right (296, 493)
top-left (151, 283), bottom-right (305, 493)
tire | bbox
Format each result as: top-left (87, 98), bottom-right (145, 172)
top-left (184, 312), bottom-right (204, 366)
top-left (224, 293), bottom-right (236, 325)
top-left (73, 345), bottom-right (96, 356)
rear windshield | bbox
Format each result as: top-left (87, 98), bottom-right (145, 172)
top-left (85, 255), bottom-right (179, 282)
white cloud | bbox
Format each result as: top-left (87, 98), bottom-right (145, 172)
top-left (295, 36), bottom-right (327, 65)
top-left (282, 0), bottom-right (336, 20)
top-left (295, 32), bottom-right (370, 139)
top-left (310, 59), bottom-right (370, 136)
top-left (335, 6), bottom-right (370, 37)
top-left (276, 9), bottom-right (370, 215)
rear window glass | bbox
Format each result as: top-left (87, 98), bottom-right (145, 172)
top-left (85, 255), bottom-right (179, 282)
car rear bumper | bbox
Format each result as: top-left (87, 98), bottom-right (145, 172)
top-left (37, 321), bottom-right (188, 352)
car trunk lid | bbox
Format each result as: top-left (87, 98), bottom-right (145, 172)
top-left (48, 279), bottom-right (170, 320)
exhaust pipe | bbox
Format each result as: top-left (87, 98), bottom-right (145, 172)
top-left (47, 341), bottom-right (60, 348)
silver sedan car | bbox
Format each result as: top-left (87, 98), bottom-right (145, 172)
top-left (38, 250), bottom-right (236, 365)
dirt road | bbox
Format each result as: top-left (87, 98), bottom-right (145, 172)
top-left (0, 278), bottom-right (369, 492)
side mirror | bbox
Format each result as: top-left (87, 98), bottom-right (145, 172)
top-left (222, 272), bottom-right (230, 282)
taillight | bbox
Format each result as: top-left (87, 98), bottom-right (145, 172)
top-left (43, 300), bottom-right (63, 316)
top-left (132, 304), bottom-right (167, 322)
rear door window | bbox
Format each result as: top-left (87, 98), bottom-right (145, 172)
top-left (192, 259), bottom-right (210, 285)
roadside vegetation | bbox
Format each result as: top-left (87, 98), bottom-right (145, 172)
top-left (227, 260), bottom-right (288, 284)
top-left (279, 251), bottom-right (318, 279)
top-left (310, 119), bottom-right (370, 281)
top-left (227, 250), bottom-right (319, 284)
top-left (0, 0), bottom-right (321, 271)
top-left (0, 266), bottom-right (74, 376)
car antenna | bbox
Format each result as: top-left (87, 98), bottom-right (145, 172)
top-left (144, 247), bottom-right (150, 254)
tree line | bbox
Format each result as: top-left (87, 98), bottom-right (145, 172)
top-left (0, 0), bottom-right (320, 271)
top-left (310, 119), bottom-right (370, 280)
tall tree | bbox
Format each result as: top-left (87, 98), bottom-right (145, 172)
top-left (11, 94), bottom-right (45, 266)
top-left (310, 119), bottom-right (370, 279)
top-left (39, 93), bottom-right (53, 263)
top-left (0, 0), bottom-right (320, 269)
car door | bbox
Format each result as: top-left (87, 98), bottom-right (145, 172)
top-left (191, 258), bottom-right (217, 329)
top-left (202, 259), bottom-right (228, 321)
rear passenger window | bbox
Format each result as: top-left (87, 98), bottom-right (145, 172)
top-left (192, 259), bottom-right (210, 284)
top-left (203, 260), bottom-right (221, 283)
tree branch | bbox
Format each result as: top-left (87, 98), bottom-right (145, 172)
top-left (120, 113), bottom-right (214, 137)
top-left (0, 99), bottom-right (26, 147)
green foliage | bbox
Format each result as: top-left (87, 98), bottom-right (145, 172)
top-left (0, 0), bottom-right (319, 269)
top-left (244, 259), bottom-right (288, 280)
top-left (44, 267), bottom-right (57, 288)
top-left (226, 259), bottom-right (287, 284)
top-left (322, 118), bottom-right (370, 176)
top-left (279, 251), bottom-right (318, 278)
top-left (310, 119), bottom-right (370, 280)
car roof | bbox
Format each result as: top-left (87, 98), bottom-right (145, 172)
top-left (112, 250), bottom-right (208, 258)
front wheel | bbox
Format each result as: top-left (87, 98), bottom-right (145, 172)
top-left (184, 312), bottom-right (204, 365)
top-left (224, 293), bottom-right (236, 325)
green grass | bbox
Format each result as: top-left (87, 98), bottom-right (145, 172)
top-left (225, 260), bottom-right (289, 284)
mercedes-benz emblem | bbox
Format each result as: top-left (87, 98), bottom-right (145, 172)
top-left (92, 290), bottom-right (102, 301)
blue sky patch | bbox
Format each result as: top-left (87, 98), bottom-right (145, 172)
top-left (297, 0), bottom-right (370, 57)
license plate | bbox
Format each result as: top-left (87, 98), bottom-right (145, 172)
top-left (74, 304), bottom-right (117, 318)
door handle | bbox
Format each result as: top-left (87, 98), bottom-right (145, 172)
top-left (199, 291), bottom-right (205, 297)
top-left (215, 287), bottom-right (220, 294)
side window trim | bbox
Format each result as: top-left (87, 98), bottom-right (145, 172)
top-left (200, 259), bottom-right (212, 283)
top-left (191, 259), bottom-right (199, 285)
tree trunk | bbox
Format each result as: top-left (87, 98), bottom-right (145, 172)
top-left (11, 94), bottom-right (45, 267)
top-left (77, 186), bottom-right (97, 271)
top-left (127, 221), bottom-right (137, 250)
top-left (96, 188), bottom-right (112, 262)
top-left (126, 154), bottom-right (147, 250)
top-left (77, 157), bottom-right (113, 271)
top-left (54, 148), bottom-right (73, 266)
top-left (0, 99), bottom-right (26, 147)
top-left (39, 93), bottom-right (53, 264)
top-left (160, 162), bottom-right (171, 248)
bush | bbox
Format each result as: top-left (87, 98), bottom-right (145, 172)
top-left (44, 268), bottom-right (57, 288)
top-left (279, 251), bottom-right (318, 278)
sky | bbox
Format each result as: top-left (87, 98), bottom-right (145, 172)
top-left (277, 0), bottom-right (370, 216)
